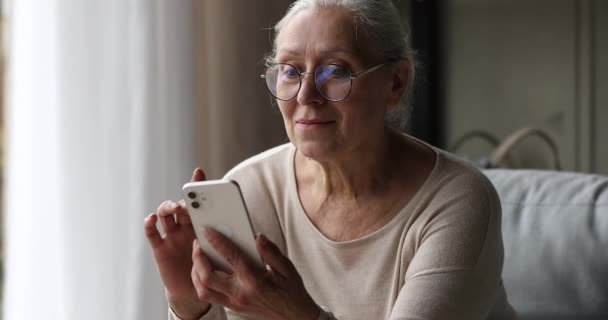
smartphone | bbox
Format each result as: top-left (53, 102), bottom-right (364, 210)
top-left (182, 179), bottom-right (263, 273)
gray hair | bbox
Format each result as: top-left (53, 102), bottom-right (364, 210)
top-left (266, 0), bottom-right (416, 130)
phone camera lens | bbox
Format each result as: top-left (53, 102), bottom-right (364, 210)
top-left (191, 201), bottom-right (200, 209)
top-left (188, 192), bottom-right (196, 199)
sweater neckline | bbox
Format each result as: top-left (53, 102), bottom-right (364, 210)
top-left (286, 137), bottom-right (441, 248)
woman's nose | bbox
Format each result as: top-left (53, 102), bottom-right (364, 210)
top-left (296, 73), bottom-right (325, 105)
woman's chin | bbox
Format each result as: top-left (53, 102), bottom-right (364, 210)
top-left (295, 139), bottom-right (338, 161)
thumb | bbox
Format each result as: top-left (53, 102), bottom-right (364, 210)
top-left (256, 233), bottom-right (297, 279)
top-left (191, 167), bottom-right (207, 182)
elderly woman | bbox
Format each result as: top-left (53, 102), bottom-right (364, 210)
top-left (144, 0), bottom-right (516, 319)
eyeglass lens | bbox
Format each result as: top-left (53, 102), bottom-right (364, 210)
top-left (264, 64), bottom-right (352, 101)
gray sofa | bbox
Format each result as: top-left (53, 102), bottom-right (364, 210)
top-left (483, 169), bottom-right (608, 320)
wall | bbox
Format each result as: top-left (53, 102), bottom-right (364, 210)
top-left (595, 0), bottom-right (608, 174)
top-left (444, 0), bottom-right (606, 172)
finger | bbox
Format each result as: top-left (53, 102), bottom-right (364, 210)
top-left (157, 200), bottom-right (187, 217)
top-left (176, 199), bottom-right (192, 225)
top-left (191, 265), bottom-right (232, 307)
top-left (203, 227), bottom-right (256, 276)
top-left (192, 167), bottom-right (207, 182)
top-left (157, 201), bottom-right (181, 233)
top-left (143, 213), bottom-right (163, 249)
top-left (192, 239), bottom-right (233, 295)
top-left (158, 200), bottom-right (190, 231)
top-left (160, 214), bottom-right (178, 234)
top-left (256, 233), bottom-right (297, 278)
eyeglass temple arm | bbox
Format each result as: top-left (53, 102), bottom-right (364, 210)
top-left (351, 63), bottom-right (386, 78)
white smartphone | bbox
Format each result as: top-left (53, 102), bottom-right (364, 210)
top-left (182, 179), bottom-right (263, 273)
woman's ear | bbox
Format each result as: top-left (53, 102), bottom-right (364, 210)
top-left (386, 59), bottom-right (411, 109)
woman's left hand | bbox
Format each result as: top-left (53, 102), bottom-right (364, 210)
top-left (191, 227), bottom-right (321, 320)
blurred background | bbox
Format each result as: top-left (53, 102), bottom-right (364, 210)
top-left (0, 0), bottom-right (605, 319)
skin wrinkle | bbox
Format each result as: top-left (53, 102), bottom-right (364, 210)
top-left (276, 9), bottom-right (380, 66)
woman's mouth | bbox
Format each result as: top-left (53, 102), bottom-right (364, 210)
top-left (295, 119), bottom-right (336, 129)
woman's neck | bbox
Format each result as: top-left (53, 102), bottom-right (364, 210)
top-left (296, 128), bottom-right (402, 201)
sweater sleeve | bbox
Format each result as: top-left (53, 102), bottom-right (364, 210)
top-left (387, 172), bottom-right (506, 320)
top-left (168, 304), bottom-right (228, 320)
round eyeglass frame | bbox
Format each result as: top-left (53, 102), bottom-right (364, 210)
top-left (260, 62), bottom-right (388, 102)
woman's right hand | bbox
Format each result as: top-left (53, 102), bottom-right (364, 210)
top-left (144, 168), bottom-right (211, 319)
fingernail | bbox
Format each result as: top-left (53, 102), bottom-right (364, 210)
top-left (170, 202), bottom-right (179, 209)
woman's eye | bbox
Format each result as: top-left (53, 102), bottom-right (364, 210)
top-left (282, 68), bottom-right (298, 78)
top-left (327, 66), bottom-right (349, 78)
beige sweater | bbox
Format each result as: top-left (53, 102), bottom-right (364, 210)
top-left (170, 141), bottom-right (516, 320)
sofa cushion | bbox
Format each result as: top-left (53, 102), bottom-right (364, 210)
top-left (483, 169), bottom-right (608, 318)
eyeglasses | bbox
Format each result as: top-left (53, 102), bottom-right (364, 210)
top-left (261, 62), bottom-right (387, 102)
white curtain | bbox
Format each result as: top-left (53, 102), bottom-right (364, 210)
top-left (3, 1), bottom-right (196, 319)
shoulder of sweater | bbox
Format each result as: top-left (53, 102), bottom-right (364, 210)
top-left (405, 135), bottom-right (495, 197)
top-left (417, 147), bottom-right (501, 221)
top-left (223, 143), bottom-right (293, 181)
top-left (432, 148), bottom-right (498, 196)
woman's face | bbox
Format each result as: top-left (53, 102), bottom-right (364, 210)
top-left (274, 7), bottom-right (400, 161)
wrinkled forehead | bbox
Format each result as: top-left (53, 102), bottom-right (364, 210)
top-left (275, 7), bottom-right (376, 63)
